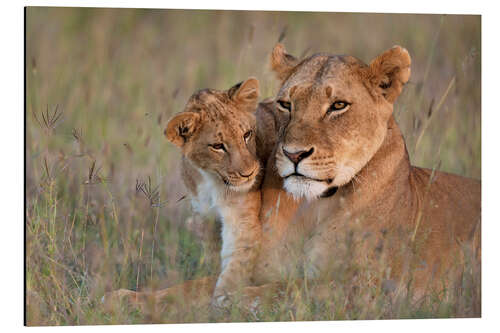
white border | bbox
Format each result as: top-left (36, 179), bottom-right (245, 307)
top-left (2, 0), bottom-right (499, 332)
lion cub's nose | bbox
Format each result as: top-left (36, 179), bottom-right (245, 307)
top-left (283, 147), bottom-right (314, 165)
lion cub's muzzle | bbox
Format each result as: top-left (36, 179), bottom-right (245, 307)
top-left (221, 165), bottom-right (259, 191)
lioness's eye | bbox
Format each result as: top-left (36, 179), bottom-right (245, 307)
top-left (210, 143), bottom-right (226, 152)
top-left (244, 130), bottom-right (252, 142)
top-left (277, 100), bottom-right (292, 112)
top-left (327, 101), bottom-right (350, 113)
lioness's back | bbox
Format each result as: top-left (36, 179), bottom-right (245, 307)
top-left (410, 167), bottom-right (480, 248)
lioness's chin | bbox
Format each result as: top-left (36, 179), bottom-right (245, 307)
top-left (283, 176), bottom-right (330, 201)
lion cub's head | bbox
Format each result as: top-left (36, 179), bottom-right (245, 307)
top-left (165, 78), bottom-right (261, 192)
top-left (270, 44), bottom-right (411, 200)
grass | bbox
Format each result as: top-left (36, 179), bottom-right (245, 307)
top-left (25, 7), bottom-right (481, 325)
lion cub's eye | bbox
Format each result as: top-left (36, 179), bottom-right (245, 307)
top-left (244, 130), bottom-right (252, 143)
top-left (277, 100), bottom-right (292, 112)
top-left (209, 143), bottom-right (226, 152)
top-left (327, 101), bottom-right (350, 113)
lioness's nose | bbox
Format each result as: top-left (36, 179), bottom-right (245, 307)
top-left (282, 147), bottom-right (314, 164)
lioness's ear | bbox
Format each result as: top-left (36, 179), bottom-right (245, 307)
top-left (271, 43), bottom-right (299, 81)
top-left (165, 112), bottom-right (201, 147)
top-left (368, 46), bottom-right (411, 103)
top-left (227, 77), bottom-right (260, 112)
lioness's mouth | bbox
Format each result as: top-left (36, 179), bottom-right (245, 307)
top-left (284, 172), bottom-right (334, 184)
top-left (320, 186), bottom-right (338, 198)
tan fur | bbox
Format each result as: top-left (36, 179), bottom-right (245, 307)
top-left (164, 78), bottom-right (264, 306)
top-left (105, 45), bottom-right (480, 311)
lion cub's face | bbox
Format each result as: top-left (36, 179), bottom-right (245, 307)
top-left (270, 44), bottom-right (411, 200)
top-left (165, 78), bottom-right (261, 192)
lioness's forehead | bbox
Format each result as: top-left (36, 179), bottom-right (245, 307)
top-left (279, 54), bottom-right (366, 97)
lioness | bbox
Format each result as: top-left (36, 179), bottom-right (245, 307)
top-left (106, 44), bottom-right (480, 312)
top-left (168, 78), bottom-right (268, 306)
top-left (251, 44), bottom-right (481, 296)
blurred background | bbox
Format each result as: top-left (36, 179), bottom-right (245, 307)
top-left (25, 7), bottom-right (480, 325)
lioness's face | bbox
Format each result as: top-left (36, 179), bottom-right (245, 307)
top-left (166, 79), bottom-right (261, 192)
top-left (270, 44), bottom-right (411, 200)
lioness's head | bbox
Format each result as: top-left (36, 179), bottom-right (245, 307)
top-left (270, 44), bottom-right (411, 200)
top-left (165, 78), bottom-right (261, 192)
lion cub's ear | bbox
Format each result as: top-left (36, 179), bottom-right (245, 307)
top-left (368, 46), bottom-right (411, 103)
top-left (271, 43), bottom-right (299, 81)
top-left (227, 77), bottom-right (260, 113)
top-left (165, 112), bottom-right (201, 147)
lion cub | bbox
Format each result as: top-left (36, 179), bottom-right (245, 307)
top-left (165, 78), bottom-right (263, 306)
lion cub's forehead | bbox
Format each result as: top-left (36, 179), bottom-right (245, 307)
top-left (186, 88), bottom-right (228, 109)
top-left (279, 54), bottom-right (366, 98)
top-left (186, 88), bottom-right (250, 120)
top-left (185, 89), bottom-right (253, 140)
top-left (210, 119), bottom-right (249, 141)
top-left (200, 115), bottom-right (252, 145)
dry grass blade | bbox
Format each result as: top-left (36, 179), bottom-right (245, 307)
top-left (172, 87), bottom-right (180, 99)
top-left (123, 143), bottom-right (133, 154)
top-left (135, 177), bottom-right (166, 207)
top-left (39, 156), bottom-right (69, 191)
top-left (427, 98), bottom-right (435, 118)
top-left (300, 47), bottom-right (312, 59)
top-left (32, 104), bottom-right (64, 133)
top-left (43, 157), bottom-right (51, 180)
top-left (72, 128), bottom-right (83, 143)
top-left (89, 160), bottom-right (96, 182)
top-left (83, 160), bottom-right (109, 185)
top-left (32, 109), bottom-right (43, 129)
top-left (176, 194), bottom-right (187, 203)
top-left (415, 76), bottom-right (456, 150)
top-left (411, 156), bottom-right (442, 242)
top-left (71, 128), bottom-right (94, 158)
top-left (38, 157), bottom-right (54, 191)
top-left (278, 25), bottom-right (288, 43)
